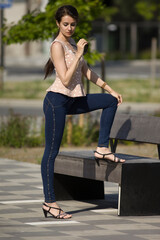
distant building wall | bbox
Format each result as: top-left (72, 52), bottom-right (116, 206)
top-left (92, 21), bottom-right (160, 59)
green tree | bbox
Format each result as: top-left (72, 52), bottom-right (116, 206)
top-left (111, 0), bottom-right (142, 21)
top-left (2, 0), bottom-right (117, 65)
top-left (109, 0), bottom-right (160, 21)
top-left (135, 0), bottom-right (160, 21)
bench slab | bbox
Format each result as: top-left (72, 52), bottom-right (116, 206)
top-left (54, 150), bottom-right (160, 216)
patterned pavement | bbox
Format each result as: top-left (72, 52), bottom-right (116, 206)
top-left (0, 158), bottom-right (160, 240)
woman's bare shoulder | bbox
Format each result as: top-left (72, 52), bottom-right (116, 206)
top-left (51, 40), bottom-right (64, 50)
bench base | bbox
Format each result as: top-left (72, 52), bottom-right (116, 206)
top-left (119, 160), bottom-right (160, 216)
top-left (55, 151), bottom-right (160, 216)
top-left (54, 173), bottom-right (104, 201)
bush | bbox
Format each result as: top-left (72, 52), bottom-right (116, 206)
top-left (0, 112), bottom-right (29, 147)
top-left (85, 120), bottom-right (99, 145)
top-left (61, 126), bottom-right (67, 146)
top-left (0, 112), bottom-right (103, 148)
top-left (0, 112), bottom-right (44, 148)
top-left (71, 125), bottom-right (86, 146)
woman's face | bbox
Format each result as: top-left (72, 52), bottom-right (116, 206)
top-left (57, 15), bottom-right (77, 38)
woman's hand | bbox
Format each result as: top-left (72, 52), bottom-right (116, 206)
top-left (110, 91), bottom-right (123, 106)
top-left (76, 39), bottom-right (88, 58)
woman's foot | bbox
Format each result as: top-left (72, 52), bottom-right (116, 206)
top-left (94, 147), bottom-right (125, 163)
top-left (42, 202), bottom-right (72, 219)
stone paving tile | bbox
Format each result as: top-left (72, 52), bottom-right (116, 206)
top-left (0, 237), bottom-right (29, 240)
top-left (87, 236), bottom-right (143, 240)
top-left (136, 235), bottom-right (160, 240)
top-left (0, 158), bottom-right (160, 240)
top-left (21, 237), bottom-right (87, 240)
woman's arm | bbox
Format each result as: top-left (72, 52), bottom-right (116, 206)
top-left (51, 39), bottom-right (87, 87)
top-left (82, 61), bottom-right (122, 105)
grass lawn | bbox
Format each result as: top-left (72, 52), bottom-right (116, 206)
top-left (0, 143), bottom-right (158, 165)
top-left (0, 78), bottom-right (159, 164)
top-left (0, 78), bottom-right (160, 102)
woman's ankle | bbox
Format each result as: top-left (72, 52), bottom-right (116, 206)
top-left (96, 147), bottom-right (110, 152)
top-left (44, 201), bottom-right (57, 206)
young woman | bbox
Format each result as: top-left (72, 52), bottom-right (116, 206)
top-left (41, 5), bottom-right (125, 219)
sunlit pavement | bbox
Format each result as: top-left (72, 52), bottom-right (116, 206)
top-left (0, 158), bottom-right (160, 240)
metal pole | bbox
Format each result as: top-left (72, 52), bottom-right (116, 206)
top-left (101, 53), bottom-right (106, 93)
top-left (0, 8), bottom-right (4, 90)
top-left (151, 38), bottom-right (157, 88)
top-left (130, 23), bottom-right (137, 57)
top-left (120, 23), bottom-right (126, 57)
top-left (25, 0), bottom-right (31, 56)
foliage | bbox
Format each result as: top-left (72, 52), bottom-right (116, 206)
top-left (3, 0), bottom-right (118, 43)
top-left (61, 114), bottom-right (100, 146)
top-left (85, 120), bottom-right (99, 145)
top-left (3, 0), bottom-right (160, 45)
top-left (0, 111), bottom-right (100, 148)
top-left (0, 111), bottom-right (44, 148)
top-left (154, 110), bottom-right (160, 117)
top-left (100, 4), bottom-right (118, 22)
top-left (135, 0), bottom-right (160, 21)
top-left (0, 111), bottom-right (29, 147)
top-left (104, 50), bottom-right (160, 61)
top-left (110, 0), bottom-right (160, 21)
top-left (71, 125), bottom-right (86, 146)
top-left (61, 125), bottom-right (67, 146)
top-left (112, 0), bottom-right (142, 21)
top-left (2, 0), bottom-right (116, 65)
top-left (4, 0), bottom-right (160, 64)
top-left (1, 109), bottom-right (160, 148)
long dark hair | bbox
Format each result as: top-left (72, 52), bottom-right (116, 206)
top-left (44, 5), bottom-right (79, 79)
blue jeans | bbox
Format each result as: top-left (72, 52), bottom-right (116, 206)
top-left (41, 91), bottom-right (118, 203)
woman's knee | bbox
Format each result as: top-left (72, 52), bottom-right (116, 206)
top-left (106, 94), bottom-right (118, 107)
top-left (112, 96), bottom-right (118, 106)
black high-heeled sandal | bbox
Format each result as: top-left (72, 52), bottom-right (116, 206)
top-left (94, 151), bottom-right (124, 166)
top-left (42, 202), bottom-right (72, 219)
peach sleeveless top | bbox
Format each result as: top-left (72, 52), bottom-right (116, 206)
top-left (46, 38), bottom-right (86, 97)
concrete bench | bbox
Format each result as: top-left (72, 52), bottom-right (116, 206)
top-left (54, 113), bottom-right (160, 216)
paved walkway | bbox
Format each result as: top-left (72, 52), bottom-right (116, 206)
top-left (0, 157), bottom-right (160, 240)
